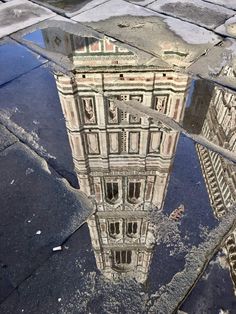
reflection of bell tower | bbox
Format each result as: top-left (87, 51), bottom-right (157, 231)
top-left (50, 32), bottom-right (189, 283)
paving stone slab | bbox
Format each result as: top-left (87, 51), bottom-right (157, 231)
top-left (215, 15), bottom-right (236, 38)
top-left (0, 62), bottom-right (79, 186)
top-left (147, 0), bottom-right (235, 30)
top-left (188, 37), bottom-right (236, 91)
top-left (31, 0), bottom-right (109, 17)
top-left (202, 0), bottom-right (236, 11)
top-left (0, 137), bottom-right (93, 302)
top-left (0, 223), bottom-right (142, 314)
top-left (179, 251), bottom-right (236, 313)
top-left (0, 0), bottom-right (55, 38)
top-left (16, 25), bottom-right (169, 72)
top-left (0, 39), bottom-right (46, 86)
top-left (72, 0), bottom-right (222, 68)
top-left (73, 0), bottom-right (154, 22)
top-left (0, 124), bottom-right (18, 152)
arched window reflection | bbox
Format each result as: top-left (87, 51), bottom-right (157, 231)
top-left (127, 222), bottom-right (138, 237)
top-left (109, 222), bottom-right (120, 238)
top-left (128, 182), bottom-right (141, 204)
top-left (106, 182), bottom-right (119, 203)
top-left (112, 250), bottom-right (132, 271)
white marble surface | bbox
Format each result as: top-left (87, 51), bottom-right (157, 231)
top-left (201, 0), bottom-right (236, 10)
top-left (0, 0), bottom-right (55, 38)
top-left (68, 0), bottom-right (110, 16)
top-left (72, 0), bottom-right (221, 70)
top-left (147, 0), bottom-right (235, 29)
top-left (215, 15), bottom-right (236, 38)
top-left (72, 0), bottom-right (157, 22)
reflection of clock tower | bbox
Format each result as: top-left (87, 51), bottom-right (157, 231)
top-left (51, 33), bottom-right (189, 282)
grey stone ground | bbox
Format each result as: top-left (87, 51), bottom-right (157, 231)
top-left (0, 124), bottom-right (93, 302)
top-left (0, 0), bottom-right (236, 313)
top-left (180, 251), bottom-right (236, 313)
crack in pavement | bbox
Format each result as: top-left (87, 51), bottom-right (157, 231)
top-left (0, 215), bottom-right (94, 307)
top-left (0, 60), bottom-right (48, 89)
top-left (201, 0), bottom-right (236, 12)
top-left (9, 3), bottom-right (236, 93)
top-left (0, 122), bottom-right (95, 305)
top-left (0, 115), bottom-right (78, 188)
top-left (0, 140), bottom-right (18, 154)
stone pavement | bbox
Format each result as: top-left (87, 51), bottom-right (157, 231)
top-left (0, 0), bottom-right (236, 313)
top-left (1, 0), bottom-right (236, 87)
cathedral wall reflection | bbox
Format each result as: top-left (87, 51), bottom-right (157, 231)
top-left (193, 80), bottom-right (236, 293)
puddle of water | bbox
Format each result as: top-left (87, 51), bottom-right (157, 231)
top-left (22, 27), bottom-right (138, 67)
top-left (53, 49), bottom-right (235, 306)
top-left (1, 24), bottom-right (236, 313)
top-left (43, 26), bottom-right (236, 310)
top-left (23, 29), bottom-right (46, 49)
top-left (0, 40), bottom-right (46, 85)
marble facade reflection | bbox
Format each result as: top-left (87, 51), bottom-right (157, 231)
top-left (48, 32), bottom-right (189, 283)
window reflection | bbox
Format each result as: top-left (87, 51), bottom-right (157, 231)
top-left (106, 182), bottom-right (119, 204)
top-left (128, 182), bottom-right (141, 204)
top-left (109, 222), bottom-right (120, 237)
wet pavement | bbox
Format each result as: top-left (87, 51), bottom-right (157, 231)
top-left (0, 1), bottom-right (236, 314)
top-left (179, 250), bottom-right (236, 313)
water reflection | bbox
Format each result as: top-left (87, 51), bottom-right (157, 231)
top-left (196, 142), bottom-right (236, 294)
top-left (23, 27), bottom-right (236, 152)
top-left (44, 31), bottom-right (188, 283)
top-left (24, 27), bottom-right (144, 67)
top-left (184, 78), bottom-right (236, 152)
top-left (28, 27), bottom-right (236, 296)
top-left (184, 79), bottom-right (236, 292)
